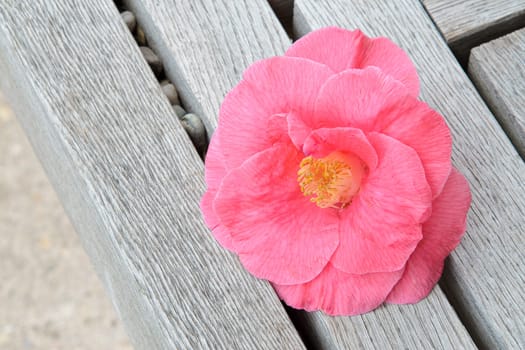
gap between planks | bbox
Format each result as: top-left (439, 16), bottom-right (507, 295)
top-left (468, 27), bottom-right (525, 159)
top-left (421, 0), bottom-right (525, 64)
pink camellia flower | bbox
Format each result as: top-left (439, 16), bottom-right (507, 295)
top-left (201, 27), bottom-right (471, 316)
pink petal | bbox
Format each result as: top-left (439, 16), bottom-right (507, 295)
top-left (200, 192), bottom-right (235, 251)
top-left (286, 27), bottom-right (419, 96)
top-left (313, 67), bottom-right (407, 131)
top-left (204, 129), bottom-right (227, 191)
top-left (314, 67), bottom-right (451, 197)
top-left (386, 169), bottom-right (471, 304)
top-left (201, 129), bottom-right (236, 250)
top-left (286, 27), bottom-right (363, 74)
top-left (378, 100), bottom-right (452, 198)
top-left (273, 263), bottom-right (404, 316)
top-left (214, 142), bottom-right (339, 285)
top-left (331, 133), bottom-right (432, 274)
top-left (266, 113), bottom-right (289, 144)
top-left (287, 111), bottom-right (312, 150)
top-left (358, 37), bottom-right (419, 97)
top-left (302, 127), bottom-right (378, 170)
top-left (218, 56), bottom-right (333, 170)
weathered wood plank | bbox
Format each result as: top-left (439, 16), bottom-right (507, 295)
top-left (128, 0), bottom-right (478, 347)
top-left (469, 28), bottom-right (525, 158)
top-left (124, 0), bottom-right (291, 135)
top-left (295, 0), bottom-right (525, 348)
top-left (0, 1), bottom-right (305, 349)
top-left (290, 288), bottom-right (475, 349)
top-left (422, 0), bottom-right (525, 59)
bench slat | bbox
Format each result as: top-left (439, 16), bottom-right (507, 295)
top-left (125, 0), bottom-right (292, 135)
top-left (291, 288), bottom-right (475, 349)
top-left (0, 1), bottom-right (305, 349)
top-left (295, 0), bottom-right (525, 348)
top-left (127, 0), bottom-right (478, 347)
top-left (422, 0), bottom-right (525, 58)
top-left (469, 28), bottom-right (525, 158)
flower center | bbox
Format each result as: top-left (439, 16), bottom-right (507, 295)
top-left (297, 152), bottom-right (364, 209)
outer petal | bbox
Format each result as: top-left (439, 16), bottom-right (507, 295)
top-left (314, 68), bottom-right (452, 197)
top-left (201, 129), bottom-right (236, 250)
top-left (204, 129), bottom-right (227, 191)
top-left (358, 37), bottom-right (419, 97)
top-left (377, 100), bottom-right (452, 198)
top-left (286, 27), bottom-right (363, 74)
top-left (201, 192), bottom-right (235, 251)
top-left (273, 263), bottom-right (404, 316)
top-left (302, 127), bottom-right (378, 170)
top-left (214, 142), bottom-right (339, 285)
top-left (218, 56), bottom-right (333, 170)
top-left (386, 169), bottom-right (471, 304)
top-left (313, 67), bottom-right (407, 131)
top-left (331, 133), bottom-right (432, 274)
top-left (286, 27), bottom-right (419, 96)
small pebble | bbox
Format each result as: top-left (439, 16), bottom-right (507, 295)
top-left (136, 25), bottom-right (147, 46)
top-left (120, 11), bottom-right (136, 33)
top-left (161, 84), bottom-right (180, 105)
top-left (173, 105), bottom-right (186, 119)
top-left (181, 113), bottom-right (207, 157)
top-left (139, 46), bottom-right (163, 77)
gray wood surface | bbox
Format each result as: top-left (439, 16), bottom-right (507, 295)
top-left (290, 288), bottom-right (475, 349)
top-left (295, 0), bottom-right (525, 348)
top-left (128, 0), bottom-right (478, 348)
top-left (124, 0), bottom-right (291, 135)
top-left (469, 28), bottom-right (525, 158)
top-left (422, 0), bottom-right (525, 58)
top-left (0, 1), bottom-right (305, 349)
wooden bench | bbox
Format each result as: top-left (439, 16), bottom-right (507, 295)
top-left (1, 0), bottom-right (523, 348)
top-left (422, 0), bottom-right (525, 62)
top-left (469, 28), bottom-right (525, 158)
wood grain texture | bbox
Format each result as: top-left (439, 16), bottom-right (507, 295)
top-left (0, 1), bottom-right (306, 349)
top-left (290, 288), bottom-right (475, 349)
top-left (422, 0), bottom-right (525, 57)
top-left (124, 0), bottom-right (291, 135)
top-left (295, 0), bottom-right (525, 348)
top-left (469, 28), bottom-right (525, 158)
top-left (129, 0), bottom-right (478, 348)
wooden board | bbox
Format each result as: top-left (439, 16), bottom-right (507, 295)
top-left (124, 0), bottom-right (292, 135)
top-left (290, 288), bottom-right (475, 349)
top-left (469, 28), bottom-right (525, 158)
top-left (127, 0), bottom-right (477, 347)
top-left (295, 0), bottom-right (525, 348)
top-left (422, 0), bottom-right (525, 58)
top-left (0, 1), bottom-right (305, 349)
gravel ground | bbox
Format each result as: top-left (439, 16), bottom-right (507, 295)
top-left (0, 92), bottom-right (132, 350)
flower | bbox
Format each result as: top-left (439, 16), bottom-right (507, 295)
top-left (201, 27), bottom-right (471, 316)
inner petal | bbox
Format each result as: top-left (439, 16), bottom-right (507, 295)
top-left (297, 151), bottom-right (364, 209)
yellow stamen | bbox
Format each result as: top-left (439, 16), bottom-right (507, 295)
top-left (297, 152), bottom-right (363, 209)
